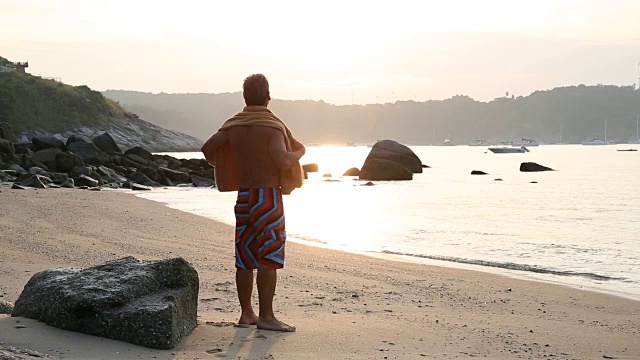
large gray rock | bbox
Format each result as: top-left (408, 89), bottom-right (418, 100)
top-left (17, 174), bottom-right (48, 188)
top-left (96, 165), bottom-right (127, 183)
top-left (65, 134), bottom-right (92, 147)
top-left (124, 146), bottom-right (153, 161)
top-left (14, 142), bottom-right (35, 155)
top-left (93, 132), bottom-right (122, 154)
top-left (160, 167), bottom-right (191, 184)
top-left (191, 175), bottom-right (214, 187)
top-left (362, 140), bottom-right (423, 173)
top-left (129, 171), bottom-right (159, 186)
top-left (31, 148), bottom-right (62, 172)
top-left (55, 151), bottom-right (84, 173)
top-left (74, 174), bottom-right (99, 187)
top-left (12, 257), bottom-right (199, 349)
top-left (32, 136), bottom-right (65, 151)
top-left (359, 158), bottom-right (413, 181)
top-left (6, 164), bottom-right (27, 175)
top-left (67, 142), bottom-right (112, 166)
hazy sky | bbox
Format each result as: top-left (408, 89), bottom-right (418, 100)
top-left (1, 0), bottom-right (639, 105)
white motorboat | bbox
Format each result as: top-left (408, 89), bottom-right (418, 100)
top-left (510, 138), bottom-right (539, 147)
top-left (583, 118), bottom-right (611, 145)
top-left (489, 145), bottom-right (529, 153)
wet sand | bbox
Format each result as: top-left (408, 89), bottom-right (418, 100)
top-left (0, 185), bottom-right (638, 359)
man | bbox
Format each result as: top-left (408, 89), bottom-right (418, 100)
top-left (201, 74), bottom-right (305, 332)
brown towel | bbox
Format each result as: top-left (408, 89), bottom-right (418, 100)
top-left (214, 106), bottom-right (304, 195)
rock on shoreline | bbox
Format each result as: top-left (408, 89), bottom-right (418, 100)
top-left (0, 123), bottom-right (214, 191)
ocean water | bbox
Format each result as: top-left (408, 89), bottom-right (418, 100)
top-left (139, 145), bottom-right (640, 301)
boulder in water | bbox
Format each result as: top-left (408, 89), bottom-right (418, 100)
top-left (362, 139), bottom-right (423, 174)
top-left (359, 158), bottom-right (412, 181)
top-left (520, 162), bottom-right (554, 172)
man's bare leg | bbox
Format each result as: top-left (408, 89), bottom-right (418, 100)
top-left (236, 269), bottom-right (258, 325)
top-left (256, 268), bottom-right (296, 332)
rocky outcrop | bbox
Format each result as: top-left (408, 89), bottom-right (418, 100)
top-left (359, 158), bottom-right (412, 181)
top-left (471, 170), bottom-right (488, 175)
top-left (17, 117), bottom-right (203, 152)
top-left (12, 257), bottom-right (199, 349)
top-left (362, 140), bottom-right (423, 174)
top-left (1, 123), bottom-right (214, 191)
top-left (520, 162), bottom-right (554, 172)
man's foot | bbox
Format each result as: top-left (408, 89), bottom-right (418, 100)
top-left (257, 318), bottom-right (296, 332)
top-left (238, 312), bottom-right (258, 325)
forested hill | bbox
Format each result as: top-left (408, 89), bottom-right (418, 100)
top-left (104, 85), bottom-right (640, 145)
top-left (0, 56), bottom-right (202, 151)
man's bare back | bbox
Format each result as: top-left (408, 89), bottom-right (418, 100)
top-left (227, 126), bottom-right (283, 188)
top-left (202, 124), bottom-right (304, 189)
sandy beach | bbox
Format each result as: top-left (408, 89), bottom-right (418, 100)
top-left (0, 185), bottom-right (638, 360)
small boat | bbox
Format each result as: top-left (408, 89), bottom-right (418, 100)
top-left (489, 145), bottom-right (529, 153)
top-left (510, 138), bottom-right (539, 147)
top-left (583, 118), bottom-right (611, 145)
top-left (617, 149), bottom-right (638, 152)
top-left (582, 138), bottom-right (611, 145)
top-left (438, 138), bottom-right (455, 146)
top-left (469, 139), bottom-right (490, 146)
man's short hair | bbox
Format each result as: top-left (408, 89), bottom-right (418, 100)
top-left (243, 74), bottom-right (270, 106)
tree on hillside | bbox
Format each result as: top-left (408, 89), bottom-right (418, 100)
top-left (0, 84), bottom-right (15, 122)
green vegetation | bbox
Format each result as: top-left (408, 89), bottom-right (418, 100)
top-left (0, 66), bottom-right (131, 134)
top-left (0, 56), bottom-right (10, 67)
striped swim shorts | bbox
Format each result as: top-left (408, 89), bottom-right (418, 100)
top-left (234, 187), bottom-right (286, 269)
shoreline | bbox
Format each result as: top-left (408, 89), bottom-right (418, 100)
top-left (133, 187), bottom-right (640, 303)
top-left (1, 185), bottom-right (639, 359)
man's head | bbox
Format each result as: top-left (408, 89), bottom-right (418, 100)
top-left (243, 74), bottom-right (271, 106)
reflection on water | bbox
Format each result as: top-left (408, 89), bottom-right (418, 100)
top-left (150, 145), bottom-right (640, 301)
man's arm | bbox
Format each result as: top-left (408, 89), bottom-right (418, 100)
top-left (201, 131), bottom-right (229, 166)
top-left (269, 131), bottom-right (305, 170)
